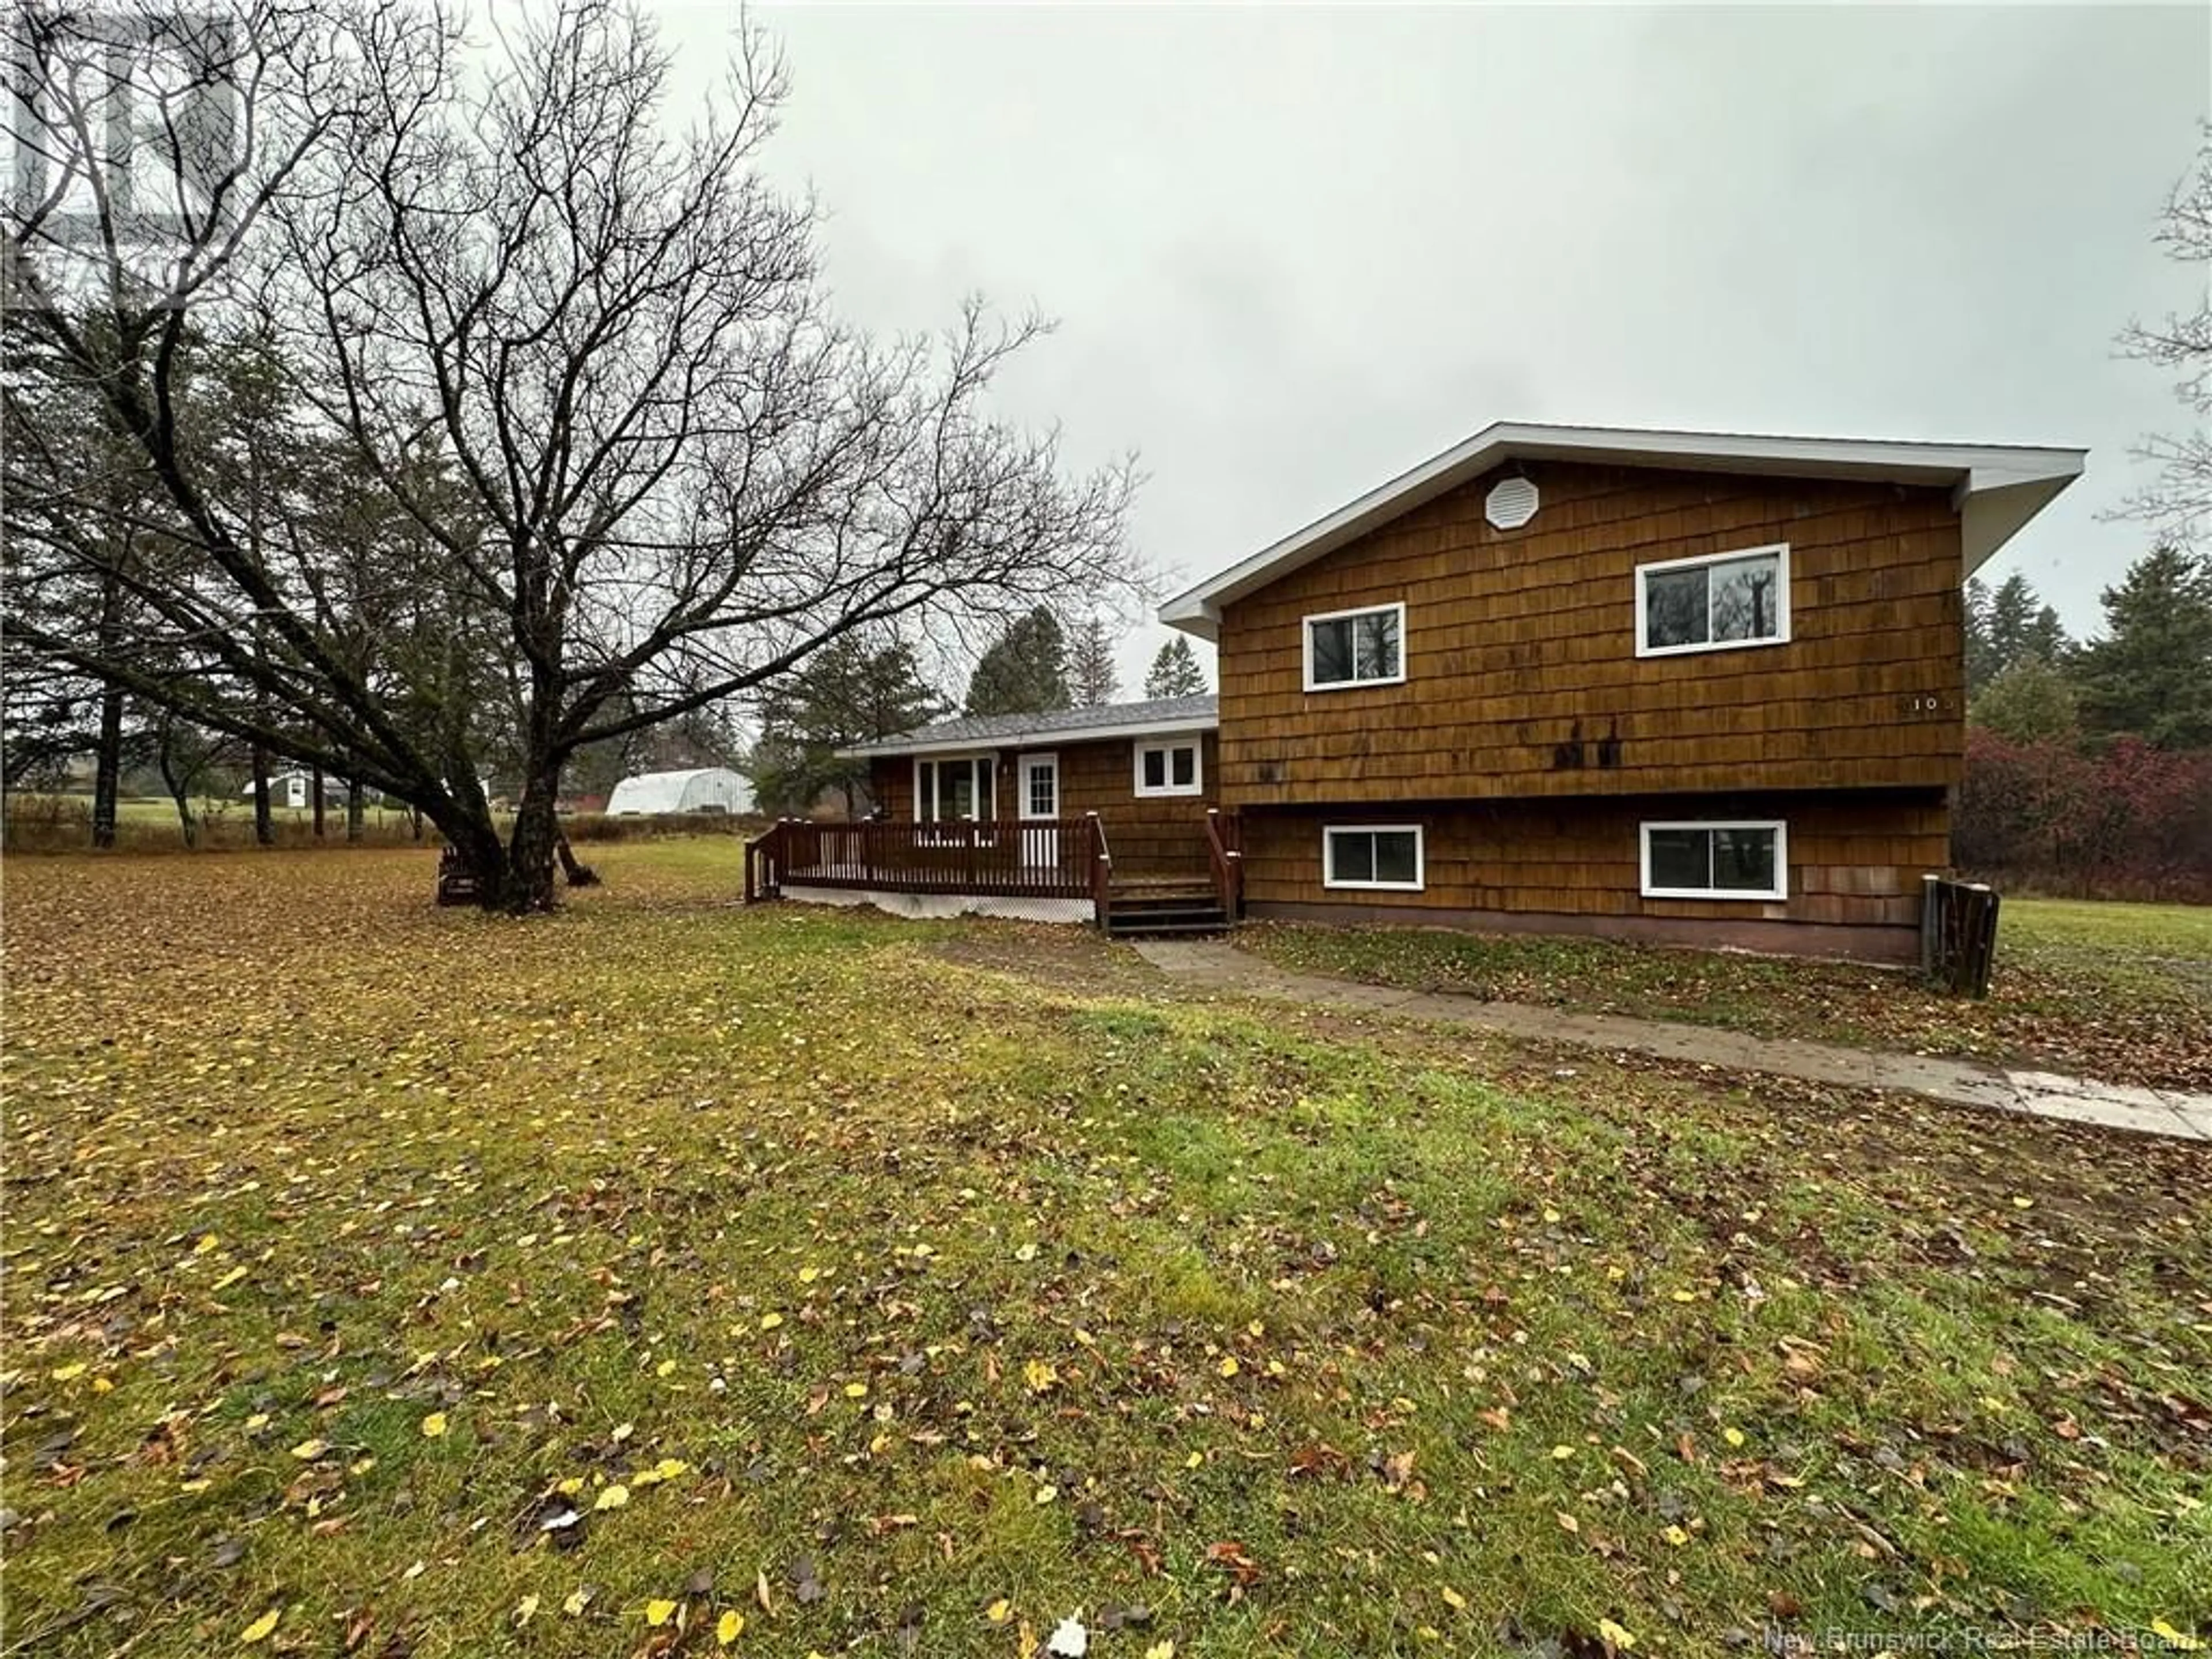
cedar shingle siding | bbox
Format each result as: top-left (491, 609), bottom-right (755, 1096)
top-left (1215, 461), bottom-right (1964, 803)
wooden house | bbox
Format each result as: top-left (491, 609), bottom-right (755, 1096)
top-left (748, 423), bottom-right (2083, 959)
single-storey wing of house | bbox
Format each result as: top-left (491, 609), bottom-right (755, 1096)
top-left (745, 696), bottom-right (1229, 929)
top-left (747, 421), bottom-right (2085, 959)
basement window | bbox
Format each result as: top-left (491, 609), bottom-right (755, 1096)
top-left (1134, 739), bottom-right (1203, 798)
top-left (1304, 602), bottom-right (1406, 690)
top-left (1636, 543), bottom-right (1790, 657)
top-left (1639, 820), bottom-right (1787, 901)
top-left (1322, 825), bottom-right (1425, 892)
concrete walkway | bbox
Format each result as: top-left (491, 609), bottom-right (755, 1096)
top-left (1132, 940), bottom-right (2212, 1143)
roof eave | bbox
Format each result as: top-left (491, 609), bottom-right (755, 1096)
top-left (837, 713), bottom-right (1219, 761)
top-left (1157, 423), bottom-right (2086, 629)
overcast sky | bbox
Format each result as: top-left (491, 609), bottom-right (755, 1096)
top-left (650, 2), bottom-right (2206, 692)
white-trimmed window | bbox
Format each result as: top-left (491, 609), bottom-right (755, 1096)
top-left (1635, 544), bottom-right (1790, 657)
top-left (1639, 820), bottom-right (1788, 901)
top-left (1322, 824), bottom-right (1425, 891)
top-left (1304, 601), bottom-right (1406, 691)
top-left (914, 754), bottom-right (995, 822)
top-left (1134, 738), bottom-right (1203, 798)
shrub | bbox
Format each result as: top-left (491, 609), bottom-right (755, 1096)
top-left (1956, 732), bottom-right (2212, 900)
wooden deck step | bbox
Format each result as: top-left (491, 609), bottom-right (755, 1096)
top-left (1104, 888), bottom-right (1231, 938)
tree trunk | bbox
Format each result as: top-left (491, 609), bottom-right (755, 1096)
top-left (505, 774), bottom-right (561, 913)
top-left (346, 783), bottom-right (364, 843)
top-left (251, 742), bottom-right (273, 844)
top-left (91, 681), bottom-right (123, 850)
top-left (312, 768), bottom-right (326, 839)
top-left (157, 732), bottom-right (198, 850)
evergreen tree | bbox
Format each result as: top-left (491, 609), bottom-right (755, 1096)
top-left (1969, 658), bottom-right (2080, 744)
top-left (1067, 615), bottom-right (1120, 707)
top-left (1143, 635), bottom-right (1208, 699)
top-left (749, 635), bottom-right (945, 817)
top-left (1965, 572), bottom-right (2069, 696)
top-left (964, 608), bottom-right (1070, 716)
top-left (2073, 544), bottom-right (2212, 748)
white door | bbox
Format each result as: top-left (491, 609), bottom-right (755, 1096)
top-left (1017, 752), bottom-right (1059, 869)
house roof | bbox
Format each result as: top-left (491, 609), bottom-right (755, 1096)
top-left (1158, 421), bottom-right (2086, 640)
top-left (838, 695), bottom-right (1218, 759)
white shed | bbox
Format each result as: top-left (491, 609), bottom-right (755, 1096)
top-left (605, 767), bottom-right (755, 817)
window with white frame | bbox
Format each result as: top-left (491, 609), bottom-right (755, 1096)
top-left (1134, 738), bottom-right (1203, 798)
top-left (914, 754), bottom-right (995, 822)
top-left (1636, 544), bottom-right (1789, 657)
top-left (1322, 824), bottom-right (1425, 891)
top-left (1304, 602), bottom-right (1406, 690)
top-left (1639, 820), bottom-right (1787, 900)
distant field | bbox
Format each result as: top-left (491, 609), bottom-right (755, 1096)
top-left (3, 843), bottom-right (2206, 1657)
top-left (1240, 896), bottom-right (2212, 1091)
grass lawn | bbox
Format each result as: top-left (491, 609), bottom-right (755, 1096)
top-left (3, 843), bottom-right (2209, 1657)
top-left (1239, 900), bottom-right (2212, 1093)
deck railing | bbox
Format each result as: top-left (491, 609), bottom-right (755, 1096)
top-left (756, 817), bottom-right (1102, 899)
top-left (1089, 813), bottom-right (1113, 933)
top-left (1204, 806), bottom-right (1243, 920)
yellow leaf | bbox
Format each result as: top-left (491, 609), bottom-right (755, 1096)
top-left (240, 1607), bottom-right (282, 1643)
top-left (595, 1484), bottom-right (630, 1511)
top-left (421, 1412), bottom-right (448, 1438)
top-left (798, 1265), bottom-right (821, 1283)
top-left (513, 1595), bottom-right (540, 1626)
top-left (196, 1233), bottom-right (222, 1255)
top-left (1597, 1618), bottom-right (1637, 1651)
top-left (656, 1359), bottom-right (677, 1378)
top-left (1663, 1524), bottom-right (1690, 1547)
top-left (1184, 1450), bottom-right (1203, 1470)
top-left (645, 1599), bottom-right (678, 1627)
top-left (1033, 1483), bottom-right (1058, 1504)
top-left (1018, 1622), bottom-right (1040, 1659)
top-left (1670, 1289), bottom-right (1696, 1303)
top-left (844, 1381), bottom-right (868, 1399)
top-left (50, 1362), bottom-right (87, 1382)
top-left (986, 1599), bottom-right (1013, 1624)
top-left (562, 1588), bottom-right (593, 1616)
top-left (1023, 1359), bottom-right (1058, 1393)
top-left (557, 1476), bottom-right (584, 1495)
top-left (1550, 1444), bottom-right (1573, 1460)
top-left (289, 1438), bottom-right (328, 1460)
top-left (717, 1609), bottom-right (745, 1645)
top-left (1144, 1644), bottom-right (1176, 1659)
top-left (1218, 1357), bottom-right (1240, 1378)
top-left (212, 1266), bottom-right (248, 1291)
top-left (1721, 1427), bottom-right (1745, 1449)
top-left (759, 1312), bottom-right (783, 1331)
top-left (654, 1457), bottom-right (689, 1481)
top-left (1555, 1510), bottom-right (1580, 1534)
top-left (2152, 1622), bottom-right (2204, 1652)
top-left (1440, 1585), bottom-right (1467, 1611)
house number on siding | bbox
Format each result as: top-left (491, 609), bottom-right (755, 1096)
top-left (1902, 694), bottom-right (1949, 715)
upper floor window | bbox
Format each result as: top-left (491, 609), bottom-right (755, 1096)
top-left (1635, 543), bottom-right (1790, 657)
top-left (1134, 738), bottom-right (1203, 797)
top-left (1639, 820), bottom-right (1787, 901)
top-left (1304, 601), bottom-right (1406, 691)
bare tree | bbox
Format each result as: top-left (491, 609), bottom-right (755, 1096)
top-left (2115, 123), bottom-right (2211, 546)
top-left (3, 0), bottom-right (1135, 910)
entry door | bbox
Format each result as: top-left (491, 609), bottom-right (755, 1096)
top-left (1017, 752), bottom-right (1060, 869)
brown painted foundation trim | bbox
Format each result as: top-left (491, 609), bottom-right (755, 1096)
top-left (1243, 900), bottom-right (1918, 965)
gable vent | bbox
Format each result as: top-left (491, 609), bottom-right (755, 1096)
top-left (1485, 476), bottom-right (1539, 531)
